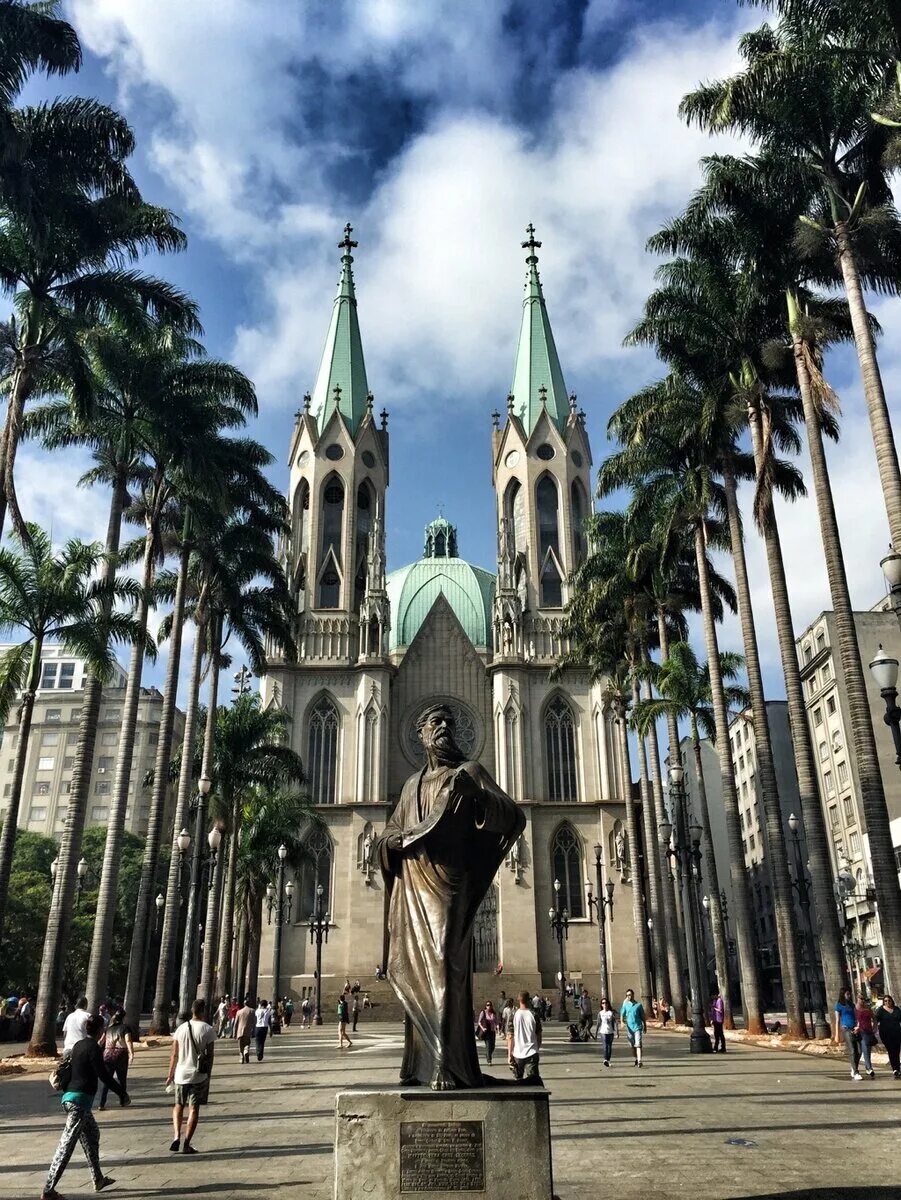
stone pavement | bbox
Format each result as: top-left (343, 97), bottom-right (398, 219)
top-left (1, 1023), bottom-right (899, 1200)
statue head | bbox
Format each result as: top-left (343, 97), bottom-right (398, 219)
top-left (417, 703), bottom-right (465, 767)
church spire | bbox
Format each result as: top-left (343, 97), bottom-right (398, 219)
top-left (509, 224), bottom-right (570, 435)
top-left (310, 223), bottom-right (370, 435)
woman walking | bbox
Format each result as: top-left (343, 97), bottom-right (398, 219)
top-left (855, 994), bottom-right (877, 1080)
top-left (254, 999), bottom-right (272, 1061)
top-left (337, 991), bottom-right (353, 1049)
top-left (98, 1008), bottom-right (134, 1110)
top-left (42, 1014), bottom-right (129, 1199)
top-left (595, 997), bottom-right (618, 1067)
top-left (834, 987), bottom-right (861, 1080)
top-left (875, 995), bottom-right (901, 1079)
top-left (477, 1001), bottom-right (498, 1066)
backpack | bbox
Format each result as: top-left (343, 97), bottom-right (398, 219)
top-left (337, 998), bottom-right (348, 1021)
top-left (49, 1053), bottom-right (72, 1093)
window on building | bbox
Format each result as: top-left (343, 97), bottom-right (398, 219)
top-left (70, 708), bottom-right (81, 722)
top-left (95, 781), bottom-right (110, 795)
top-left (56, 808), bottom-right (67, 824)
top-left (815, 630), bottom-right (826, 653)
top-left (2, 784), bottom-right (9, 797)
top-left (813, 707), bottom-right (823, 726)
top-left (6, 758), bottom-right (14, 772)
top-left (66, 732), bottom-right (79, 744)
top-left (749, 833), bottom-right (756, 850)
top-left (537, 476), bottom-right (563, 607)
top-left (821, 661), bottom-right (831, 682)
top-left (551, 823), bottom-right (585, 918)
top-left (354, 482), bottom-right (373, 612)
top-left (318, 476), bottom-right (345, 609)
top-left (827, 695), bottom-right (836, 715)
top-left (46, 708), bottom-right (61, 723)
top-left (58, 662), bottom-right (75, 688)
top-left (836, 760), bottom-right (849, 787)
top-left (740, 810), bottom-right (745, 829)
top-left (570, 479), bottom-right (588, 566)
top-left (831, 729), bottom-right (842, 752)
top-left (148, 732), bottom-right (158, 745)
top-left (29, 806), bottom-right (47, 822)
top-left (828, 804), bottom-right (839, 829)
top-left (105, 709), bottom-right (121, 723)
top-left (298, 826), bottom-right (332, 918)
top-left (803, 642), bottom-right (812, 662)
top-left (41, 732), bottom-right (59, 747)
top-left (842, 795), bottom-right (854, 822)
top-left (545, 696), bottom-right (578, 802)
top-left (308, 696), bottom-right (339, 804)
top-left (40, 661), bottom-right (57, 689)
top-left (98, 756), bottom-right (114, 770)
top-left (63, 756), bottom-right (74, 769)
top-left (37, 756), bottom-right (54, 771)
top-left (35, 782), bottom-right (50, 796)
top-left (849, 830), bottom-right (861, 855)
top-left (818, 741), bottom-right (828, 762)
top-left (62, 782), bottom-right (71, 794)
top-left (101, 732), bottom-right (116, 746)
top-left (824, 770), bottom-right (835, 795)
top-left (90, 806), bottom-right (109, 822)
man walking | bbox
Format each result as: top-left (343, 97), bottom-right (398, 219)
top-left (301, 997), bottom-right (312, 1028)
top-left (233, 996), bottom-right (255, 1064)
top-left (62, 996), bottom-right (91, 1053)
top-left (508, 990), bottom-right (543, 1084)
top-left (351, 991), bottom-right (360, 1033)
top-left (620, 988), bottom-right (647, 1068)
top-left (710, 989), bottom-right (727, 1053)
top-left (254, 998), bottom-right (273, 1061)
top-left (165, 998), bottom-right (215, 1154)
top-left (578, 987), bottom-right (593, 1037)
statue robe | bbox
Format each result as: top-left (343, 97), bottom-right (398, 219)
top-left (379, 759), bottom-right (525, 1088)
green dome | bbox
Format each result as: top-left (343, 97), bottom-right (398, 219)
top-left (386, 519), bottom-right (495, 651)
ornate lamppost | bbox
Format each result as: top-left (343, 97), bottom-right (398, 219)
top-left (787, 814), bottom-right (830, 1039)
top-left (586, 843), bottom-right (615, 999)
top-left (548, 878), bottom-right (570, 1022)
top-left (154, 892), bottom-right (164, 931)
top-left (269, 844), bottom-right (295, 1002)
top-left (869, 645), bottom-right (901, 768)
top-left (880, 545), bottom-right (901, 634)
top-left (308, 882), bottom-right (331, 1026)
top-left (662, 763), bottom-right (712, 1054)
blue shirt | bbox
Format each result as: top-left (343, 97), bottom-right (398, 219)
top-left (620, 999), bottom-right (645, 1032)
top-left (834, 1001), bottom-right (856, 1030)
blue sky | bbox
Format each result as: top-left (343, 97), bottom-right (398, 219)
top-left (18, 0), bottom-right (897, 696)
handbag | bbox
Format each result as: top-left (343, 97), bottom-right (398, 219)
top-left (49, 1053), bottom-right (72, 1092)
top-left (187, 1021), bottom-right (213, 1078)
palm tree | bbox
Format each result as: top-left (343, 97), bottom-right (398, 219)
top-left (0, 527), bottom-right (129, 943)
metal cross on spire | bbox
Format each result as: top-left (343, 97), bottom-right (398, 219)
top-left (339, 222), bottom-right (358, 255)
top-left (522, 222), bottom-right (541, 259)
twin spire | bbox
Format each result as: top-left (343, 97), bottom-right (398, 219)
top-left (309, 221), bottom-right (570, 438)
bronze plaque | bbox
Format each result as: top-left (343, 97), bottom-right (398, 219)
top-left (399, 1120), bottom-right (485, 1192)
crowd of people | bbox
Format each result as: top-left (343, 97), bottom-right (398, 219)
top-left (834, 989), bottom-right (901, 1081)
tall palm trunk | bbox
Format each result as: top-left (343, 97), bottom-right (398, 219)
top-left (721, 460), bottom-right (806, 1038)
top-left (792, 324), bottom-right (901, 995)
top-left (693, 522), bottom-right (765, 1034)
top-left (633, 677), bottom-right (670, 1008)
top-left (639, 654), bottom-right (688, 1022)
top-left (177, 626), bottom-right (221, 1016)
top-left (0, 637), bottom-right (42, 942)
top-left (245, 889), bottom-right (264, 1002)
top-left (150, 615), bottom-right (205, 1033)
top-left (834, 225), bottom-right (901, 547)
top-left (215, 795), bottom-right (240, 1000)
top-left (86, 534), bottom-right (155, 1008)
top-left (235, 903), bottom-right (249, 1001)
top-left (28, 473), bottom-right (127, 1055)
top-left (123, 534), bottom-right (191, 1032)
top-left (198, 831), bottom-right (225, 1005)
top-left (0, 357), bottom-right (35, 540)
top-left (614, 696), bottom-right (654, 1011)
top-left (688, 713), bottom-right (733, 1028)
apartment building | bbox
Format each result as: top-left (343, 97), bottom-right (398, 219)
top-left (796, 597), bottom-right (901, 985)
top-left (0, 644), bottom-right (185, 842)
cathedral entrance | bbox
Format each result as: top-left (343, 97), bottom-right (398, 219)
top-left (473, 882), bottom-right (498, 972)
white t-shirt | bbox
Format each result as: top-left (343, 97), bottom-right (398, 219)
top-left (255, 1005), bottom-right (272, 1029)
top-left (512, 1007), bottom-right (540, 1059)
top-left (596, 1009), bottom-right (617, 1036)
top-left (172, 1018), bottom-right (216, 1084)
top-left (62, 1008), bottom-right (91, 1052)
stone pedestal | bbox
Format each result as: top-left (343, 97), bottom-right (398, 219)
top-left (334, 1087), bottom-right (554, 1199)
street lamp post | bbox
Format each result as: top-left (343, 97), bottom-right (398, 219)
top-left (869, 645), bottom-right (901, 768)
top-left (663, 764), bottom-right (713, 1054)
top-left (548, 878), bottom-right (570, 1022)
top-left (154, 893), bottom-right (164, 932)
top-left (270, 844), bottom-right (295, 1002)
top-left (787, 814), bottom-right (830, 1039)
top-left (177, 775), bottom-right (212, 1021)
top-left (308, 882), bottom-right (331, 1026)
top-left (586, 843), bottom-right (615, 999)
top-left (880, 545), bottom-right (901, 635)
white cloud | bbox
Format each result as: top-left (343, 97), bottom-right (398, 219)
top-left (14, 445), bottom-right (112, 546)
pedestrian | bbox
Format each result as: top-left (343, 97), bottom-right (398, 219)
top-left (98, 1007), bottom-right (134, 1110)
top-left (18, 994), bottom-right (33, 1040)
top-left (834, 987), bottom-right (862, 1080)
top-left (875, 994), bottom-right (901, 1079)
top-left (508, 990), bottom-right (543, 1084)
top-left (227, 997), bottom-right (239, 1037)
top-left (477, 1000), bottom-right (498, 1066)
top-left (254, 998), bottom-right (273, 1061)
top-left (166, 998), bottom-right (216, 1153)
top-left (595, 997), bottom-right (618, 1067)
top-left (233, 995), bottom-right (255, 1064)
top-left (363, 992), bottom-right (372, 1011)
top-left (301, 996), bottom-right (312, 1028)
top-left (620, 988), bottom-right (647, 1068)
top-left (658, 997), bottom-right (671, 1028)
top-left (709, 989), bottom-right (726, 1053)
top-left (284, 997), bottom-right (294, 1028)
top-left (500, 994), bottom-right (516, 1044)
top-left (578, 987), bottom-right (593, 1036)
top-left (42, 1013), bottom-right (128, 1199)
top-left (855, 993), bottom-right (878, 1080)
top-left (62, 996), bottom-right (91, 1054)
top-left (214, 996), bottom-right (229, 1038)
top-left (337, 992), bottom-right (353, 1049)
top-left (351, 991), bottom-right (360, 1032)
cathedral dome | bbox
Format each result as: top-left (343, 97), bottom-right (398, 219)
top-left (386, 518), bottom-right (495, 651)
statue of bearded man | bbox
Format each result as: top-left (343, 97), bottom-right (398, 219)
top-left (378, 703), bottom-right (525, 1089)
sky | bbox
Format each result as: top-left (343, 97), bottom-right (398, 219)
top-left (16, 0), bottom-right (897, 699)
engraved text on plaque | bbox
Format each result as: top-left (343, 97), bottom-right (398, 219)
top-left (399, 1120), bottom-right (485, 1192)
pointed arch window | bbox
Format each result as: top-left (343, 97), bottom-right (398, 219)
top-left (545, 696), bottom-right (578, 802)
top-left (537, 476), bottom-right (563, 607)
top-left (308, 696), bottom-right (339, 804)
top-left (318, 477), bottom-right (344, 608)
top-left (504, 480), bottom-right (527, 555)
top-left (551, 823), bottom-right (584, 918)
top-left (354, 482), bottom-right (373, 611)
top-left (299, 826), bottom-right (333, 918)
top-left (571, 479), bottom-right (588, 566)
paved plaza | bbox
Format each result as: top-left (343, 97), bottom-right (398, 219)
top-left (1, 1024), bottom-right (900, 1200)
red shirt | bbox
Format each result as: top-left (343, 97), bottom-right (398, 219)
top-left (855, 1005), bottom-right (874, 1034)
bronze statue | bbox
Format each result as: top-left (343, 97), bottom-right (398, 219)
top-left (378, 703), bottom-right (525, 1089)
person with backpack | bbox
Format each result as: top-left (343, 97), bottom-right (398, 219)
top-left (284, 997), bottom-right (294, 1028)
top-left (337, 991), bottom-right (353, 1049)
top-left (98, 1007), bottom-right (134, 1109)
top-left (42, 1013), bottom-right (129, 1199)
top-left (166, 998), bottom-right (216, 1153)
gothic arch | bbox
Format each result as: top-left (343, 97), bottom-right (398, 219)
top-left (354, 480), bottom-right (374, 611)
top-left (298, 824), bottom-right (334, 918)
top-left (306, 692), bottom-right (341, 804)
top-left (536, 473), bottom-right (563, 607)
top-left (544, 692), bottom-right (578, 803)
top-left (292, 479), bottom-right (310, 575)
top-left (570, 478), bottom-right (588, 566)
top-left (317, 473), bottom-right (345, 608)
top-left (550, 821), bottom-right (585, 919)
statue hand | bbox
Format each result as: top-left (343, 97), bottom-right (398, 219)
top-left (384, 832), bottom-right (403, 851)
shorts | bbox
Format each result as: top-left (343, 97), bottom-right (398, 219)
top-left (626, 1029), bottom-right (643, 1048)
top-left (175, 1078), bottom-right (209, 1107)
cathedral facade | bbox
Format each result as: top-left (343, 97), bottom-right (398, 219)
top-left (258, 226), bottom-right (640, 1004)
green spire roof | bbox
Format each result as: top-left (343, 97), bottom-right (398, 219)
top-left (509, 224), bottom-right (569, 435)
top-left (310, 224), bottom-right (370, 435)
